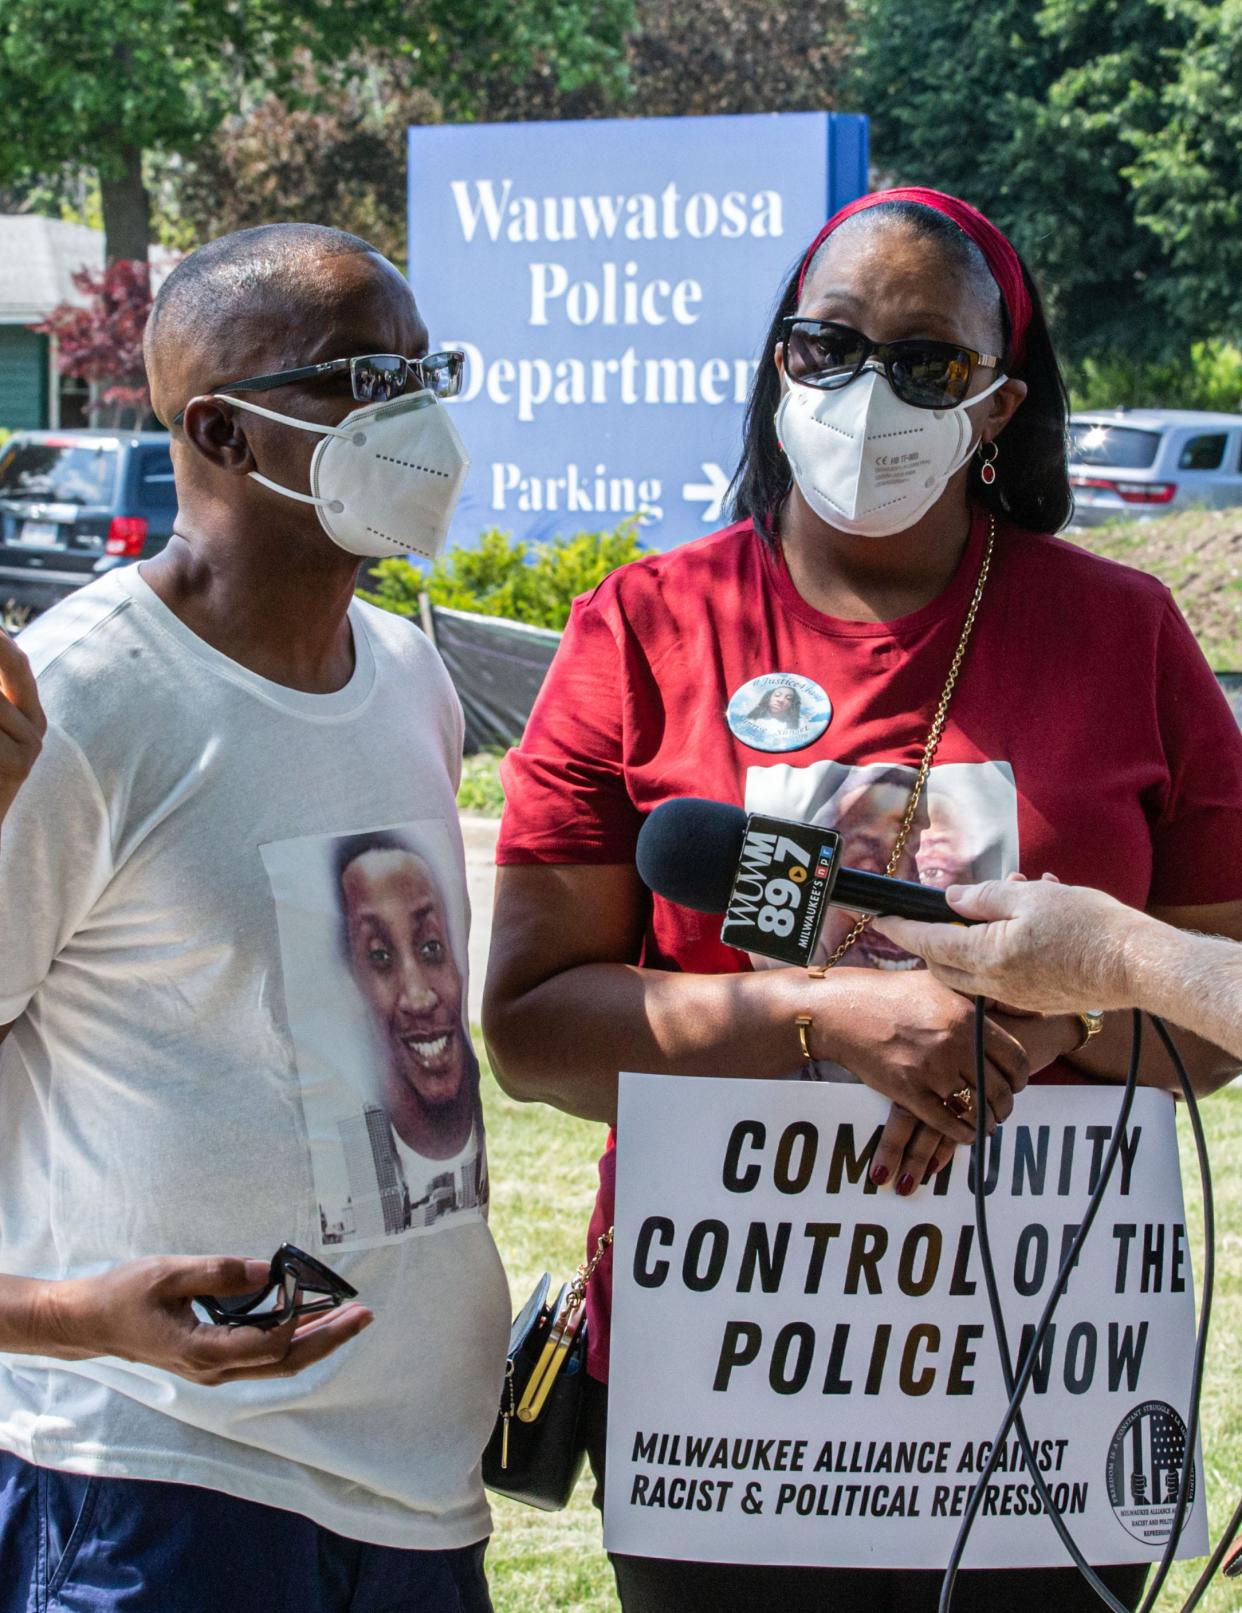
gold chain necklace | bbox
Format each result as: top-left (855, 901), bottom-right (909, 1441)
top-left (812, 511), bottom-right (996, 974)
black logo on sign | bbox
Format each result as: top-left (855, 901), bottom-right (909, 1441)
top-left (1105, 1401), bottom-right (1195, 1545)
top-left (719, 815), bottom-right (841, 966)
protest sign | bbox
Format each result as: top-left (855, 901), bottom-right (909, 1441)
top-left (605, 1077), bottom-right (1207, 1568)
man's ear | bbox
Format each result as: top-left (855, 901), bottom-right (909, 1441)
top-left (181, 397), bottom-right (256, 473)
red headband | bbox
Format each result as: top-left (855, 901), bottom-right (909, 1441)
top-left (796, 186), bottom-right (1032, 371)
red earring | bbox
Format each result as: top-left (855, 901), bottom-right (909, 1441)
top-left (979, 441), bottom-right (999, 486)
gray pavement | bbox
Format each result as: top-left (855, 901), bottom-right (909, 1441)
top-left (462, 815), bottom-right (500, 1027)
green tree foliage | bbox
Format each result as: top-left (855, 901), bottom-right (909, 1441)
top-left (493, 0), bottom-right (849, 119)
top-left (1066, 341), bottom-right (1242, 413)
top-left (160, 61), bottom-right (439, 264)
top-left (847, 0), bottom-right (1224, 365)
top-left (0, 0), bottom-right (632, 264)
top-left (1125, 0), bottom-right (1242, 335)
top-left (359, 523), bottom-right (644, 632)
top-left (163, 0), bottom-right (849, 258)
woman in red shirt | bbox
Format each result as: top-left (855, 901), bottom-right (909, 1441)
top-left (484, 189), bottom-right (1242, 1612)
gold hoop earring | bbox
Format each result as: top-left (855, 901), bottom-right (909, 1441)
top-left (979, 440), bottom-right (999, 486)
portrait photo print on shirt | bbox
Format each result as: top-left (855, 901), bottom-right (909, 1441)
top-left (260, 820), bottom-right (487, 1253)
top-left (745, 758), bottom-right (1019, 973)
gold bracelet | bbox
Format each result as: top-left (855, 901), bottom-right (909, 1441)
top-left (795, 1013), bottom-right (815, 1062)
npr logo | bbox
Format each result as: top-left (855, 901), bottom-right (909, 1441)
top-left (720, 817), bottom-right (840, 967)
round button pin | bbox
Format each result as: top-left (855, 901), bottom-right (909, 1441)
top-left (726, 673), bottom-right (832, 753)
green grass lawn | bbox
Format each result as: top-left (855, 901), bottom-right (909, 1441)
top-left (480, 1059), bottom-right (1242, 1612)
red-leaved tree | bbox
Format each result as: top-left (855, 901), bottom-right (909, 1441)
top-left (35, 260), bottom-right (155, 427)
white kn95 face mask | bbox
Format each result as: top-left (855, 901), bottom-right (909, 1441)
top-left (218, 389), bottom-right (470, 560)
top-left (776, 367), bottom-right (1007, 539)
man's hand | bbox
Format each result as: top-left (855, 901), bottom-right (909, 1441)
top-left (36, 1256), bottom-right (373, 1386)
top-left (0, 630), bottom-right (45, 829)
top-left (874, 878), bottom-right (1138, 1014)
top-left (826, 969), bottom-right (1029, 1157)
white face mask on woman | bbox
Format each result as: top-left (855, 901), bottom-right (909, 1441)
top-left (218, 389), bottom-right (471, 560)
top-left (775, 367), bottom-right (1007, 539)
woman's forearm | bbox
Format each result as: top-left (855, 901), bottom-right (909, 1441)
top-left (484, 961), bottom-right (816, 1122)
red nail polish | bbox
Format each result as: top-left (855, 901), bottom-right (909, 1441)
top-left (897, 1173), bottom-right (915, 1196)
top-left (871, 1165), bottom-right (889, 1186)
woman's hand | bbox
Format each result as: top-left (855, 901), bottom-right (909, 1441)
top-left (870, 1105), bottom-right (958, 1196)
top-left (865, 995), bottom-right (1077, 1194)
top-left (0, 630), bottom-right (45, 831)
top-left (823, 969), bottom-right (1029, 1145)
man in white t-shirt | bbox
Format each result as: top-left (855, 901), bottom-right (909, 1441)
top-left (0, 224), bottom-right (509, 1612)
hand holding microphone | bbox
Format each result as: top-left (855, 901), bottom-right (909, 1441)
top-left (875, 875), bottom-right (1138, 1014)
top-left (635, 797), bottom-right (973, 968)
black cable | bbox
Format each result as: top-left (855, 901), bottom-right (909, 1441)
top-left (938, 1007), bottom-right (1230, 1613)
top-left (938, 1007), bottom-right (1142, 1613)
top-left (1135, 1017), bottom-right (1214, 1613)
top-left (955, 998), bottom-right (1133, 1610)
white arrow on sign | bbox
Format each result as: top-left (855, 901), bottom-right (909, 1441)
top-left (681, 462), bottom-right (730, 524)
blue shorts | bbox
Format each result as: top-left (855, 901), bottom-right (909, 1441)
top-left (0, 1450), bottom-right (492, 1613)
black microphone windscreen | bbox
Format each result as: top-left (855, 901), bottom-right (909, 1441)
top-left (635, 798), bottom-right (748, 914)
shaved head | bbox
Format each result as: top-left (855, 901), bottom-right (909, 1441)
top-left (145, 219), bottom-right (429, 568)
top-left (146, 223), bottom-right (412, 427)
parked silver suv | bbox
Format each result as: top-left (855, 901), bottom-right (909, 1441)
top-left (1068, 409), bottom-right (1242, 526)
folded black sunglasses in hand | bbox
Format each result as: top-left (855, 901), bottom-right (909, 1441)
top-left (196, 1244), bottom-right (358, 1331)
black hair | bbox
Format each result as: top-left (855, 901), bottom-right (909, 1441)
top-left (728, 201), bottom-right (1072, 538)
top-left (332, 831), bottom-right (424, 962)
top-left (746, 685), bottom-right (802, 728)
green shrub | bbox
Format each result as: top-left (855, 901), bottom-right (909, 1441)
top-left (456, 749), bottom-right (506, 816)
top-left (358, 520), bottom-right (644, 632)
top-left (1066, 341), bottom-right (1242, 413)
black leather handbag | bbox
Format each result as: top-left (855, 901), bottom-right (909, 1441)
top-left (482, 1230), bottom-right (612, 1511)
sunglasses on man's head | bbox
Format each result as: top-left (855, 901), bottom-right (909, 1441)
top-left (781, 318), bottom-right (999, 411)
top-left (196, 1243), bottom-right (358, 1330)
top-left (172, 350), bottom-right (465, 426)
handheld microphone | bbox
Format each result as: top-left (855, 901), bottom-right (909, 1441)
top-left (635, 796), bottom-right (973, 967)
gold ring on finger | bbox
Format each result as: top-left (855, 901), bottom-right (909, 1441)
top-left (944, 1085), bottom-right (974, 1118)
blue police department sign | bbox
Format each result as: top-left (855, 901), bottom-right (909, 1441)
top-left (407, 112), bottom-right (868, 551)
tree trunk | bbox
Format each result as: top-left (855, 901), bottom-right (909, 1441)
top-left (99, 145), bottom-right (150, 266)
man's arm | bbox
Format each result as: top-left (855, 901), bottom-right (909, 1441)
top-left (0, 630), bottom-right (44, 836)
top-left (0, 640), bottom-right (373, 1382)
top-left (1103, 911), bottom-right (1242, 1064)
top-left (877, 880), bottom-right (1242, 1065)
top-left (0, 1256), bottom-right (373, 1385)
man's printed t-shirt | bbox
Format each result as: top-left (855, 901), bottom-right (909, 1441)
top-left (0, 567), bottom-right (509, 1549)
top-left (496, 508), bottom-right (1242, 1378)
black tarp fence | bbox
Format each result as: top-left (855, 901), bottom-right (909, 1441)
top-left (420, 593), bottom-right (1242, 755)
top-left (1217, 672), bottom-right (1242, 729)
top-left (419, 598), bottom-right (562, 753)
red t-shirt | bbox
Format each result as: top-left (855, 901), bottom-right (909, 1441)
top-left (496, 508), bottom-right (1242, 1379)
